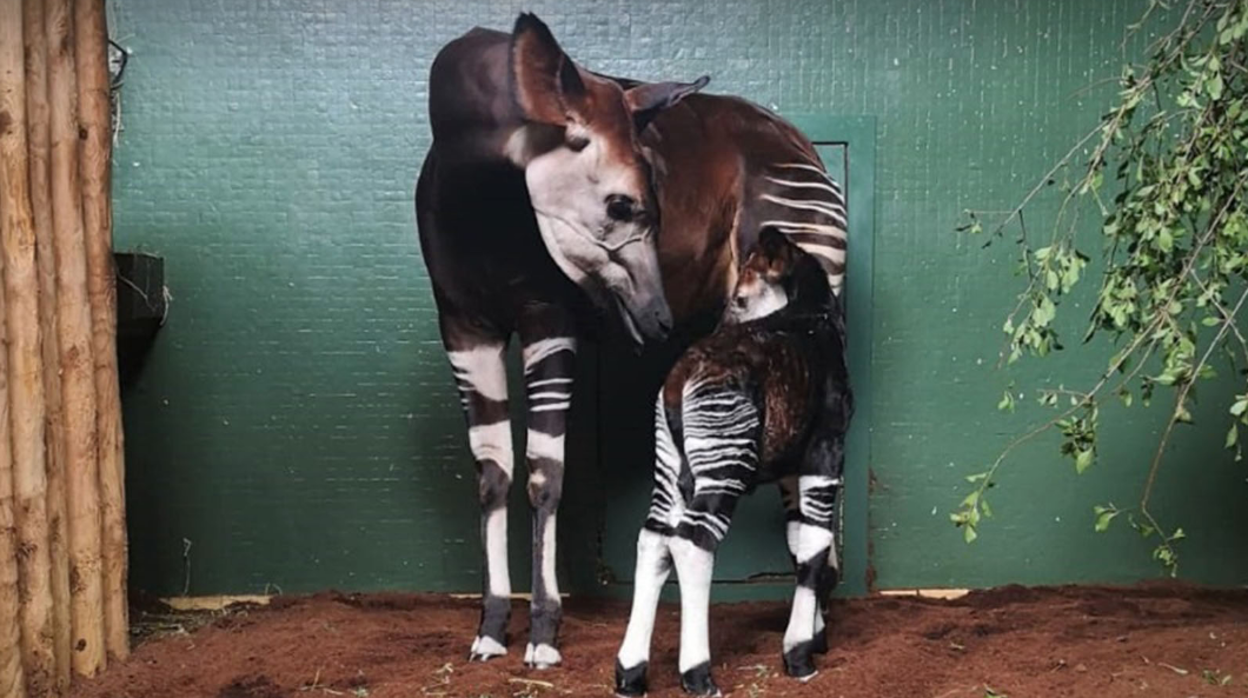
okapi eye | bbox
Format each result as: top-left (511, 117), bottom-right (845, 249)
top-left (606, 194), bottom-right (636, 222)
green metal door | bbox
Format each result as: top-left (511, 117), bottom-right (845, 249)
top-left (598, 116), bottom-right (876, 600)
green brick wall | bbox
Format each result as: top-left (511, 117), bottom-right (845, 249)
top-left (112, 0), bottom-right (1248, 597)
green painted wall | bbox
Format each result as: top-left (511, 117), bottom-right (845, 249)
top-left (112, 0), bottom-right (1248, 597)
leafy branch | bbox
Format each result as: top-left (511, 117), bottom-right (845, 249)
top-left (952, 0), bottom-right (1248, 575)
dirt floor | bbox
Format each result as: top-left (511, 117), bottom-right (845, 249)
top-left (72, 582), bottom-right (1248, 698)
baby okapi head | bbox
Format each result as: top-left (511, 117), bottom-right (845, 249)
top-left (724, 227), bottom-right (833, 324)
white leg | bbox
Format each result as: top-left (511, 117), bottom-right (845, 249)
top-left (782, 522), bottom-right (834, 679)
top-left (783, 583), bottom-right (819, 654)
top-left (615, 529), bottom-right (672, 696)
top-left (617, 530), bottom-right (672, 669)
top-left (669, 537), bottom-right (719, 696)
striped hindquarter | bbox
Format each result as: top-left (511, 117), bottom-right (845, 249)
top-left (754, 162), bottom-right (848, 297)
top-left (618, 379), bottom-right (844, 696)
top-left (645, 378), bottom-right (761, 548)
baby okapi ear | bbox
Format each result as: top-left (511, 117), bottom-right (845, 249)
top-left (625, 75), bottom-right (711, 132)
top-left (511, 12), bottom-right (587, 125)
top-left (756, 226), bottom-right (796, 267)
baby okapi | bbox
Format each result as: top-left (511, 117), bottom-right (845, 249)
top-left (615, 228), bottom-right (852, 697)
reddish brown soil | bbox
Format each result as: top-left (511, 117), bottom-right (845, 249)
top-left (74, 582), bottom-right (1248, 697)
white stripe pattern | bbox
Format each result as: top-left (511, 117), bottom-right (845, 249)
top-left (760, 193), bottom-right (847, 226)
top-left (522, 337), bottom-right (576, 372)
top-left (759, 161), bottom-right (848, 296)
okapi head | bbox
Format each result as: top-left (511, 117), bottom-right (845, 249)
top-left (509, 12), bottom-right (709, 346)
top-left (724, 228), bottom-right (831, 324)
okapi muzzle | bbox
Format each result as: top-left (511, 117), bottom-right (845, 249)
top-left (560, 221), bottom-right (673, 348)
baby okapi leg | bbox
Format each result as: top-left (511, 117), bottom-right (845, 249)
top-left (614, 528), bottom-right (672, 697)
top-left (670, 536), bottom-right (719, 697)
top-left (782, 474), bottom-right (841, 679)
top-left (779, 477), bottom-right (828, 655)
top-left (447, 339), bottom-right (514, 661)
top-left (616, 394), bottom-right (684, 697)
top-left (668, 383), bottom-right (758, 696)
top-left (520, 329), bottom-right (578, 668)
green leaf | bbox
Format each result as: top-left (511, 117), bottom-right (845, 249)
top-left (1075, 449), bottom-right (1095, 474)
top-left (1175, 404), bottom-right (1193, 424)
top-left (1157, 228), bottom-right (1174, 252)
top-left (1227, 424), bottom-right (1238, 449)
top-left (1095, 508), bottom-right (1119, 533)
top-left (1032, 296), bottom-right (1057, 326)
top-left (1117, 388), bottom-right (1133, 408)
top-left (1208, 73), bottom-right (1224, 101)
top-left (980, 498), bottom-right (993, 518)
top-left (997, 391), bottom-right (1015, 413)
top-left (963, 524), bottom-right (978, 544)
top-left (1231, 397), bottom-right (1248, 417)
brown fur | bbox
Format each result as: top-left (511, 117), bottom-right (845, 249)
top-left (641, 94), bottom-right (826, 327)
top-left (664, 326), bottom-right (816, 464)
top-left (661, 235), bottom-right (827, 465)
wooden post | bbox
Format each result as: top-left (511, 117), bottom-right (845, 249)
top-left (0, 0), bottom-right (54, 694)
top-left (0, 220), bottom-right (23, 698)
top-left (46, 0), bottom-right (106, 677)
top-left (23, 0), bottom-right (72, 688)
top-left (75, 0), bottom-right (127, 663)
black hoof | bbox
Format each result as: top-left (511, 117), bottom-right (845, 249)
top-left (812, 629), bottom-right (829, 654)
top-left (783, 641), bottom-right (818, 680)
top-left (680, 662), bottom-right (720, 697)
top-left (614, 659), bottom-right (648, 697)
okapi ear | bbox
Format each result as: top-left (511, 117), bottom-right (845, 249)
top-left (755, 226), bottom-right (789, 260)
top-left (625, 75), bottom-right (711, 131)
top-left (511, 13), bottom-right (587, 125)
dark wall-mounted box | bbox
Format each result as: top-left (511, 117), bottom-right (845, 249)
top-left (116, 252), bottom-right (165, 389)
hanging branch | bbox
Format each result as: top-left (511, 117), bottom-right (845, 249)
top-left (953, 0), bottom-right (1248, 575)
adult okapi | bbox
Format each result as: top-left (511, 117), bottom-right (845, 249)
top-left (415, 13), bottom-right (847, 670)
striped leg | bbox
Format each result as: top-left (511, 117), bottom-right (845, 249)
top-left (444, 328), bottom-right (514, 661)
top-left (670, 383), bottom-right (760, 697)
top-left (778, 477), bottom-right (830, 656)
top-left (781, 469), bottom-right (842, 680)
top-left (616, 395), bottom-right (682, 697)
top-left (519, 309), bottom-right (577, 669)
